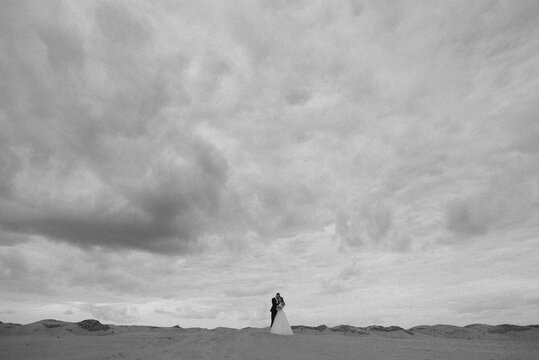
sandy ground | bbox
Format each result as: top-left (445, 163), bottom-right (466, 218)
top-left (1, 321), bottom-right (538, 360)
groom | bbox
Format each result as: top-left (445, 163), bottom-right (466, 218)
top-left (270, 292), bottom-right (282, 326)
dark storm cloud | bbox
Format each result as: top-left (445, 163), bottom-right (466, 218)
top-left (0, 137), bottom-right (230, 253)
top-left (0, 0), bottom-right (232, 253)
top-left (445, 198), bottom-right (490, 236)
top-left (95, 2), bottom-right (153, 46)
top-left (1, 0), bottom-right (539, 257)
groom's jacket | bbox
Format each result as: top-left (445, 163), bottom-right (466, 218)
top-left (270, 297), bottom-right (284, 312)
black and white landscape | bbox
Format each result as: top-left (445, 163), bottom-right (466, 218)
top-left (1, 1), bottom-right (538, 358)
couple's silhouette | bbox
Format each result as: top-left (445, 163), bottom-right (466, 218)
top-left (269, 292), bottom-right (293, 335)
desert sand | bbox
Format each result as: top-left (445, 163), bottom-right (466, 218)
top-left (1, 319), bottom-right (538, 360)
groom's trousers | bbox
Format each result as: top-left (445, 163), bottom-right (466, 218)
top-left (270, 310), bottom-right (277, 326)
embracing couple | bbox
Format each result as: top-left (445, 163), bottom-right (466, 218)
top-left (269, 292), bottom-right (293, 335)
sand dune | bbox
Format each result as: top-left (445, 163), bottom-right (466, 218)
top-left (1, 319), bottom-right (538, 360)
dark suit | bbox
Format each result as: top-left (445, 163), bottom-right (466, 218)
top-left (270, 297), bottom-right (283, 326)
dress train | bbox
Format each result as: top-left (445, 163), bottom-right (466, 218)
top-left (270, 308), bottom-right (293, 335)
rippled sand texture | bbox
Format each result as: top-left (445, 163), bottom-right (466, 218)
top-left (1, 320), bottom-right (538, 360)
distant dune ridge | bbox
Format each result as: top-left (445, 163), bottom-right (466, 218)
top-left (2, 319), bottom-right (538, 339)
top-left (291, 323), bottom-right (539, 339)
top-left (1, 319), bottom-right (539, 360)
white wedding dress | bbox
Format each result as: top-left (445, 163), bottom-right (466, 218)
top-left (270, 306), bottom-right (293, 335)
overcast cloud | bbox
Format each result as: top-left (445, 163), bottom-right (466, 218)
top-left (1, 0), bottom-right (538, 328)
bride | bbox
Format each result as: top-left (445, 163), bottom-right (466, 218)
top-left (270, 294), bottom-right (293, 335)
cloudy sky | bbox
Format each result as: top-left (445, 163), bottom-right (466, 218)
top-left (1, 0), bottom-right (538, 329)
